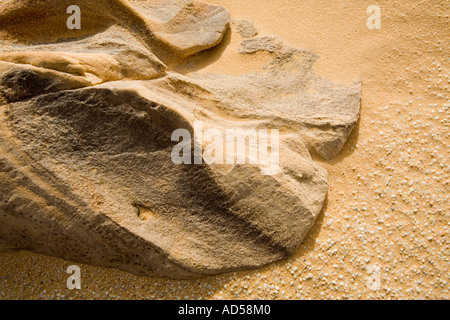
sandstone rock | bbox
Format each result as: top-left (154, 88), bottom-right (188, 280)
top-left (131, 0), bottom-right (230, 58)
top-left (0, 0), bottom-right (360, 278)
top-left (0, 69), bottom-right (61, 103)
top-left (230, 19), bottom-right (258, 38)
top-left (0, 83), bottom-right (329, 278)
top-left (239, 35), bottom-right (284, 54)
top-left (0, 0), bottom-right (229, 63)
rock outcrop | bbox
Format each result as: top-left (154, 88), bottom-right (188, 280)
top-left (0, 0), bottom-right (360, 278)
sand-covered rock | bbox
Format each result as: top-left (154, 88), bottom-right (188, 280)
top-left (0, 0), bottom-right (360, 278)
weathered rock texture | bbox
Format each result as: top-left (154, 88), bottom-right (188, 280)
top-left (230, 19), bottom-right (258, 38)
top-left (0, 0), bottom-right (360, 278)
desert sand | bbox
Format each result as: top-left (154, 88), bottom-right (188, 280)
top-left (0, 0), bottom-right (448, 299)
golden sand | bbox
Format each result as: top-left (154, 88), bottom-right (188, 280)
top-left (0, 0), bottom-right (448, 299)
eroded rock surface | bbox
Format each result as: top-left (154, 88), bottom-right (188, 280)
top-left (0, 0), bottom-right (360, 278)
top-left (230, 19), bottom-right (258, 38)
